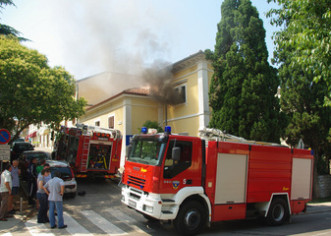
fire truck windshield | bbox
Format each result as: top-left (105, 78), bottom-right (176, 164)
top-left (128, 135), bottom-right (166, 166)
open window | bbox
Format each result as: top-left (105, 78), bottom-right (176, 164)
top-left (174, 84), bottom-right (186, 104)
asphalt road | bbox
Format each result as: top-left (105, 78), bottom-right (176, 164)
top-left (3, 178), bottom-right (331, 236)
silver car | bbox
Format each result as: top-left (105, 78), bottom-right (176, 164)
top-left (46, 160), bottom-right (77, 198)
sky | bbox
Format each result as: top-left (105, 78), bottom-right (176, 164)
top-left (1, 0), bottom-right (280, 81)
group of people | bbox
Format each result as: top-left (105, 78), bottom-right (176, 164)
top-left (0, 158), bottom-right (67, 229)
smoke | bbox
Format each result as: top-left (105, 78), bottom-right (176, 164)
top-left (50, 0), bottom-right (181, 104)
top-left (141, 61), bottom-right (182, 105)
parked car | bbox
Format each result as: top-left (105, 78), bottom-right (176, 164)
top-left (11, 142), bottom-right (34, 161)
top-left (46, 160), bottom-right (77, 198)
top-left (22, 150), bottom-right (51, 165)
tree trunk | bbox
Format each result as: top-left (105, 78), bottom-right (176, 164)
top-left (312, 152), bottom-right (320, 200)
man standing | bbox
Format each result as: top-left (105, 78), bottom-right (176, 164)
top-left (37, 169), bottom-right (51, 223)
top-left (8, 159), bottom-right (20, 214)
top-left (0, 163), bottom-right (12, 221)
top-left (27, 157), bottom-right (37, 206)
top-left (43, 171), bottom-right (67, 229)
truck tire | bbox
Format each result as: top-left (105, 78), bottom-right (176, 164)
top-left (174, 200), bottom-right (206, 236)
top-left (266, 198), bottom-right (289, 226)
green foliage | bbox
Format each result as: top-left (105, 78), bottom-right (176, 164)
top-left (0, 36), bottom-right (86, 142)
top-left (0, 0), bottom-right (28, 41)
top-left (268, 0), bottom-right (331, 175)
top-left (268, 0), bottom-right (331, 106)
top-left (208, 0), bottom-right (284, 143)
top-left (141, 120), bottom-right (163, 133)
top-left (0, 0), bottom-right (15, 11)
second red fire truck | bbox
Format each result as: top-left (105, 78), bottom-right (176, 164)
top-left (53, 124), bottom-right (122, 179)
top-left (121, 127), bottom-right (313, 235)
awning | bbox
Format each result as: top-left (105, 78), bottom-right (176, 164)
top-left (26, 131), bottom-right (37, 138)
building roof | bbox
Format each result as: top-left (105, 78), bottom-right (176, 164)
top-left (172, 50), bottom-right (206, 72)
top-left (86, 87), bottom-right (150, 111)
top-left (83, 51), bottom-right (208, 111)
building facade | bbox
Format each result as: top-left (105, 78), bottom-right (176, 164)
top-left (26, 51), bottom-right (213, 165)
top-left (78, 51), bottom-right (213, 166)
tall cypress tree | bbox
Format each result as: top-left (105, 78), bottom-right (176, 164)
top-left (207, 0), bottom-right (284, 142)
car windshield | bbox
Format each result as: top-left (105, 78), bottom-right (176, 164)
top-left (15, 143), bottom-right (33, 151)
top-left (25, 152), bottom-right (49, 160)
top-left (128, 135), bottom-right (167, 166)
top-left (50, 167), bottom-right (73, 180)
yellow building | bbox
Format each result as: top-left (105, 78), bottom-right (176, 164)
top-left (78, 51), bottom-right (213, 166)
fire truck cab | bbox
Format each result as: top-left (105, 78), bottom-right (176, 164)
top-left (121, 127), bottom-right (313, 235)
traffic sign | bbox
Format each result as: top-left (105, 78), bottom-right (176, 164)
top-left (0, 129), bottom-right (11, 144)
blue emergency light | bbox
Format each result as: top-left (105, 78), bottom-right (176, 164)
top-left (141, 127), bottom-right (148, 134)
top-left (165, 126), bottom-right (171, 134)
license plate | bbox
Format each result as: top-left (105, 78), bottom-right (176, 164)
top-left (129, 200), bottom-right (137, 208)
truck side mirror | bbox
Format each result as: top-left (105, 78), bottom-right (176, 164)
top-left (172, 147), bottom-right (181, 161)
top-left (127, 145), bottom-right (132, 157)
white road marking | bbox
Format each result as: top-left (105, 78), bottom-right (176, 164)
top-left (81, 210), bottom-right (126, 235)
top-left (106, 208), bottom-right (147, 234)
top-left (25, 218), bottom-right (55, 236)
top-left (63, 211), bottom-right (93, 235)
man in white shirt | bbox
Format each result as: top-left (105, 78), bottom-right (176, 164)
top-left (43, 171), bottom-right (67, 229)
top-left (0, 163), bottom-right (12, 221)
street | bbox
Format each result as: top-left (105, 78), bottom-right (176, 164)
top-left (1, 179), bottom-right (331, 236)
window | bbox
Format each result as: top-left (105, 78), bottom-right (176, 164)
top-left (108, 116), bottom-right (114, 129)
top-left (174, 85), bottom-right (186, 104)
top-left (163, 140), bottom-right (192, 179)
top-left (95, 121), bottom-right (100, 126)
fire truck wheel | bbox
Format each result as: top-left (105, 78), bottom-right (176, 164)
top-left (174, 200), bottom-right (206, 236)
top-left (266, 198), bottom-right (289, 226)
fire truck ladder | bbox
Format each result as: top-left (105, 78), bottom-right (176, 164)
top-left (76, 124), bottom-right (122, 140)
top-left (80, 136), bottom-right (91, 172)
top-left (199, 128), bottom-right (283, 146)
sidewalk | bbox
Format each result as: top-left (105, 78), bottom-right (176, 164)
top-left (306, 201), bottom-right (331, 214)
top-left (0, 198), bottom-right (36, 232)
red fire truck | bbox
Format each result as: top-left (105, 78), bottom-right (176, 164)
top-left (121, 127), bottom-right (313, 235)
top-left (53, 124), bottom-right (122, 179)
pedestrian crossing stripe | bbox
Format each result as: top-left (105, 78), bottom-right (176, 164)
top-left (63, 212), bottom-right (92, 236)
top-left (81, 210), bottom-right (126, 235)
top-left (20, 208), bottom-right (153, 236)
top-left (25, 219), bottom-right (55, 236)
top-left (107, 209), bottom-right (147, 234)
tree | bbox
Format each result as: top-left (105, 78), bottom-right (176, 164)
top-left (268, 0), bottom-right (331, 197)
top-left (0, 36), bottom-right (86, 143)
top-left (268, 0), bottom-right (331, 106)
top-left (141, 120), bottom-right (163, 133)
top-left (0, 0), bottom-right (27, 41)
top-left (207, 0), bottom-right (284, 143)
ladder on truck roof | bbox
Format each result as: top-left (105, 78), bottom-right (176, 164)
top-left (199, 128), bottom-right (284, 147)
top-left (76, 124), bottom-right (122, 140)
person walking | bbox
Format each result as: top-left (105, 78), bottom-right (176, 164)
top-left (37, 168), bottom-right (51, 223)
top-left (27, 157), bottom-right (37, 206)
top-left (8, 159), bottom-right (20, 214)
top-left (0, 163), bottom-right (12, 221)
top-left (43, 171), bottom-right (67, 229)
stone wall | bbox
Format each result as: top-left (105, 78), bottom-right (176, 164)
top-left (316, 175), bottom-right (331, 199)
